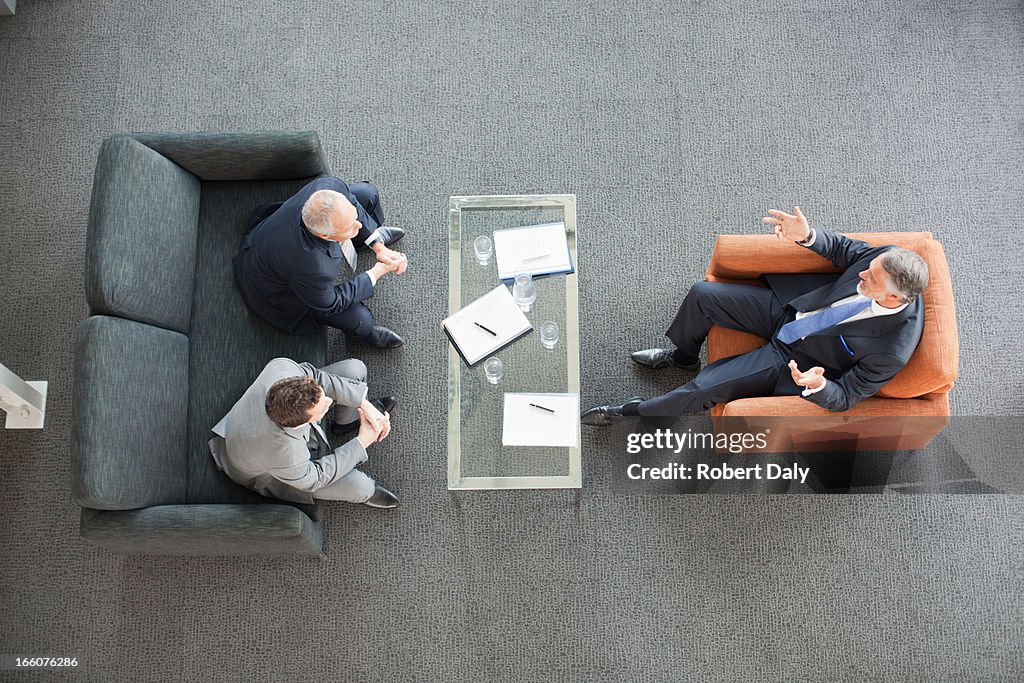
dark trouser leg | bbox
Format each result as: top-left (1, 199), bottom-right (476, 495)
top-left (666, 282), bottom-right (786, 363)
top-left (349, 181), bottom-right (385, 230)
top-left (639, 343), bottom-right (788, 417)
top-left (313, 302), bottom-right (376, 339)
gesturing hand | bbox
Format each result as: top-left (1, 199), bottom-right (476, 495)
top-left (762, 206), bottom-right (812, 243)
top-left (788, 360), bottom-right (826, 391)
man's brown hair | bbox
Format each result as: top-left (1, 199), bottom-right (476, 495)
top-left (265, 377), bottom-right (321, 428)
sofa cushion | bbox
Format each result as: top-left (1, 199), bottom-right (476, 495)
top-left (86, 136), bottom-right (201, 333)
top-left (72, 315), bottom-right (189, 510)
top-left (184, 180), bottom-right (326, 507)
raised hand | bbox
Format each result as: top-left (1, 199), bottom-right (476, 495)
top-left (762, 206), bottom-right (812, 243)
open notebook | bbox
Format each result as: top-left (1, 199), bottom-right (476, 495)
top-left (493, 221), bottom-right (574, 281)
top-left (443, 285), bottom-right (533, 367)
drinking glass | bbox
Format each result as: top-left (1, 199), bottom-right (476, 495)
top-left (511, 270), bottom-right (537, 312)
top-left (473, 235), bottom-right (493, 266)
top-left (483, 357), bottom-right (504, 384)
top-left (540, 321), bottom-right (560, 349)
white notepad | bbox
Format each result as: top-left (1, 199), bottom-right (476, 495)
top-left (443, 285), bottom-right (533, 367)
top-left (501, 393), bottom-right (580, 448)
top-left (493, 222), bottom-right (574, 281)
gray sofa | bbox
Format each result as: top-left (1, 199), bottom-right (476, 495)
top-left (72, 131), bottom-right (333, 556)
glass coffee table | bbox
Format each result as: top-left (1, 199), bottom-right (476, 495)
top-left (447, 194), bottom-right (580, 490)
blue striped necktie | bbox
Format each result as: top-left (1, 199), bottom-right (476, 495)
top-left (777, 298), bottom-right (872, 344)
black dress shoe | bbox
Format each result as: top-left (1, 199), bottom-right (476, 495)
top-left (631, 348), bottom-right (700, 371)
top-left (580, 397), bottom-right (643, 426)
top-left (361, 325), bottom-right (404, 349)
top-left (359, 226), bottom-right (406, 250)
top-left (363, 484), bottom-right (400, 509)
top-left (331, 396), bottom-right (399, 435)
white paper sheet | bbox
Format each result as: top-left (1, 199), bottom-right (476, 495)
top-left (443, 285), bottom-right (532, 366)
top-left (493, 222), bottom-right (573, 280)
top-left (501, 393), bottom-right (580, 448)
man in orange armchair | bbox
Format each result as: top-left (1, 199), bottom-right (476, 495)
top-left (582, 207), bottom-right (929, 425)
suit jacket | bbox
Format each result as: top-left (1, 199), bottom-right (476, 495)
top-left (207, 358), bottom-right (369, 504)
top-left (233, 177), bottom-right (376, 335)
top-left (761, 227), bottom-right (924, 412)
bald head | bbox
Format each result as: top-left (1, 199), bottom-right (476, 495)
top-left (301, 190), bottom-right (360, 242)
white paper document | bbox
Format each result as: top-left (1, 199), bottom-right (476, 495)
top-left (493, 222), bottom-right (574, 281)
top-left (501, 393), bottom-right (580, 448)
top-left (443, 285), bottom-right (532, 366)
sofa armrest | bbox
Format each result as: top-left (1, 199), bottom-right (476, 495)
top-left (80, 504), bottom-right (324, 557)
top-left (130, 131), bottom-right (331, 181)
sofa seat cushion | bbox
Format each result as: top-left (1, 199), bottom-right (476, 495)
top-left (184, 180), bottom-right (326, 510)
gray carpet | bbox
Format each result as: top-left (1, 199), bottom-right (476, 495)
top-left (1, 0), bottom-right (1023, 680)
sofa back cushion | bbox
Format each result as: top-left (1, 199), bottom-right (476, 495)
top-left (86, 136), bottom-right (201, 334)
top-left (131, 131), bottom-right (330, 181)
top-left (72, 315), bottom-right (189, 510)
top-left (706, 232), bottom-right (958, 399)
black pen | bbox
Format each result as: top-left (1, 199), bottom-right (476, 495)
top-left (474, 322), bottom-right (497, 336)
top-left (529, 403), bottom-right (555, 413)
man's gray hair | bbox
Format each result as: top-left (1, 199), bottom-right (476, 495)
top-left (301, 190), bottom-right (341, 234)
top-left (881, 248), bottom-right (929, 304)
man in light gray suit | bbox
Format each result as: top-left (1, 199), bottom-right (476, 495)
top-left (208, 357), bottom-right (400, 509)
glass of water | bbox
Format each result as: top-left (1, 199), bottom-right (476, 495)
top-left (473, 235), bottom-right (493, 266)
top-left (483, 357), bottom-right (504, 384)
top-left (511, 270), bottom-right (537, 312)
top-left (539, 321), bottom-right (559, 349)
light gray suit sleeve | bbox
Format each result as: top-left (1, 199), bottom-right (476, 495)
top-left (295, 360), bottom-right (367, 408)
top-left (269, 437), bottom-right (368, 494)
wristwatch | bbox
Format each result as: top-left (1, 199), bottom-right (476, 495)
top-left (796, 229), bottom-right (814, 246)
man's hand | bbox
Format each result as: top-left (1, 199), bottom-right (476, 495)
top-left (355, 406), bottom-right (390, 448)
top-left (368, 258), bottom-right (403, 283)
top-left (371, 242), bottom-right (408, 275)
top-left (359, 399), bottom-right (391, 442)
top-left (762, 206), bottom-right (811, 243)
top-left (788, 360), bottom-right (826, 391)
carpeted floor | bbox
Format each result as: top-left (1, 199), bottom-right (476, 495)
top-left (1, 1), bottom-right (1022, 680)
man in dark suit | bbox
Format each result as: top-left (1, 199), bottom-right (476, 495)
top-left (234, 176), bottom-right (409, 348)
top-left (581, 206), bottom-right (930, 424)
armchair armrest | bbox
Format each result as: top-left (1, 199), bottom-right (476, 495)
top-left (130, 131), bottom-right (331, 181)
top-left (706, 232), bottom-right (936, 281)
top-left (712, 395), bottom-right (950, 452)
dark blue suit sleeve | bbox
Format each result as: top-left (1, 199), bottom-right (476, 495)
top-left (806, 227), bottom-right (887, 271)
top-left (802, 353), bottom-right (907, 412)
top-left (288, 271), bottom-right (375, 319)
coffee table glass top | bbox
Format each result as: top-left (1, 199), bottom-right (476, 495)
top-left (447, 194), bottom-right (580, 490)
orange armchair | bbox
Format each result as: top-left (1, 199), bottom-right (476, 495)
top-left (706, 232), bottom-right (959, 451)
